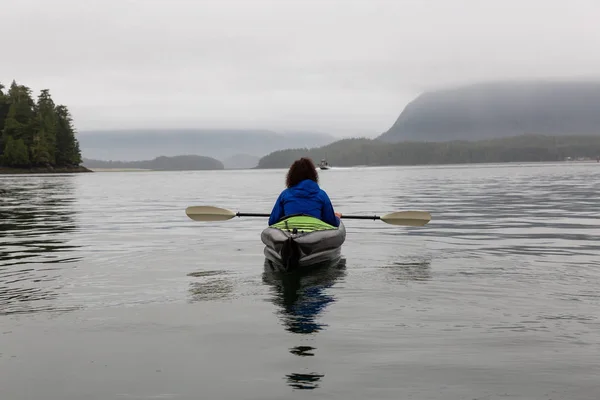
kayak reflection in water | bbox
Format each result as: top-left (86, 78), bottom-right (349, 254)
top-left (262, 258), bottom-right (347, 334)
top-left (268, 157), bottom-right (342, 227)
top-left (262, 258), bottom-right (347, 390)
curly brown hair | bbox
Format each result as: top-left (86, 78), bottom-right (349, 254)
top-left (286, 157), bottom-right (319, 188)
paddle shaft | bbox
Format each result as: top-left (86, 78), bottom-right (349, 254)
top-left (236, 212), bottom-right (380, 220)
top-left (237, 212), bottom-right (270, 217)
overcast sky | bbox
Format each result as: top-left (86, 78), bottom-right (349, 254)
top-left (2, 0), bottom-right (600, 137)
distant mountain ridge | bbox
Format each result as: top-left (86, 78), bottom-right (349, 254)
top-left (83, 154), bottom-right (224, 170)
top-left (378, 80), bottom-right (600, 142)
top-left (77, 129), bottom-right (336, 162)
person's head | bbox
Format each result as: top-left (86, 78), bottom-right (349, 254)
top-left (286, 157), bottom-right (319, 188)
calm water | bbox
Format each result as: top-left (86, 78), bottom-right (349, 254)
top-left (1, 163), bottom-right (600, 399)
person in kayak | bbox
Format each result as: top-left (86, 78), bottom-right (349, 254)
top-left (268, 157), bottom-right (341, 227)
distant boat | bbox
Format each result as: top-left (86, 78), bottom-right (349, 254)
top-left (318, 159), bottom-right (331, 170)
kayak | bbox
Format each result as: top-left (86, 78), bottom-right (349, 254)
top-left (261, 215), bottom-right (346, 272)
top-left (261, 215), bottom-right (346, 271)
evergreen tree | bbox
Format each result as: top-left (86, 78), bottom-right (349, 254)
top-left (31, 89), bottom-right (57, 165)
top-left (5, 81), bottom-right (36, 143)
top-left (0, 136), bottom-right (30, 167)
top-left (55, 105), bottom-right (82, 166)
top-left (0, 82), bottom-right (9, 154)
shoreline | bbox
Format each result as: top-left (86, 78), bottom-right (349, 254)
top-left (1, 159), bottom-right (597, 174)
top-left (87, 167), bottom-right (152, 172)
top-left (0, 165), bottom-right (94, 175)
top-left (253, 159), bottom-right (600, 170)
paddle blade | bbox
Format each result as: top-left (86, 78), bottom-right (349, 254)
top-left (185, 206), bottom-right (237, 222)
top-left (380, 211), bottom-right (431, 226)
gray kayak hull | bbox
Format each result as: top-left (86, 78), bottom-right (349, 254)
top-left (261, 218), bottom-right (346, 271)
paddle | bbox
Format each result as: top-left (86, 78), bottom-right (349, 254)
top-left (185, 206), bottom-right (431, 227)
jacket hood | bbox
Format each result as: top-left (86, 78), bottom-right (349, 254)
top-left (288, 179), bottom-right (320, 197)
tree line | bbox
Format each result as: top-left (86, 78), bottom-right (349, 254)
top-left (0, 80), bottom-right (82, 169)
top-left (256, 135), bottom-right (600, 168)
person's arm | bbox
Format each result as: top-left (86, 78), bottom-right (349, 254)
top-left (320, 190), bottom-right (340, 227)
top-left (268, 191), bottom-right (285, 225)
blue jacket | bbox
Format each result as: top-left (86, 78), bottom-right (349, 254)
top-left (268, 179), bottom-right (340, 227)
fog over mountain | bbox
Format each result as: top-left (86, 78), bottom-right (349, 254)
top-left (379, 80), bottom-right (600, 142)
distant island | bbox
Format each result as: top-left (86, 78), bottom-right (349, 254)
top-left (0, 80), bottom-right (89, 174)
top-left (256, 134), bottom-right (600, 168)
top-left (83, 155), bottom-right (224, 171)
top-left (379, 80), bottom-right (600, 142)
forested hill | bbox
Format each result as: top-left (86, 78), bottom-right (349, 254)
top-left (378, 81), bottom-right (600, 143)
top-left (83, 155), bottom-right (224, 171)
top-left (256, 135), bottom-right (600, 168)
top-left (0, 80), bottom-right (83, 171)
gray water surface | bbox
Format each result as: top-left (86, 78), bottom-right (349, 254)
top-left (1, 163), bottom-right (600, 399)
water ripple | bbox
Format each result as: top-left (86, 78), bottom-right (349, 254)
top-left (0, 176), bottom-right (82, 316)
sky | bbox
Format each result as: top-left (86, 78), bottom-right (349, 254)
top-left (2, 0), bottom-right (600, 137)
